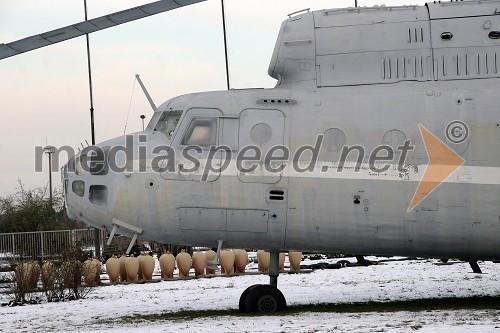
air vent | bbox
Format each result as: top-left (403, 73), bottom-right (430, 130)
top-left (489, 31), bottom-right (500, 39)
top-left (408, 27), bottom-right (424, 43)
top-left (257, 98), bottom-right (296, 105)
top-left (269, 189), bottom-right (285, 201)
top-left (441, 32), bottom-right (453, 40)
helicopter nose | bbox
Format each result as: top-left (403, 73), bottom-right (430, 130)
top-left (62, 132), bottom-right (156, 234)
top-left (62, 146), bottom-right (114, 230)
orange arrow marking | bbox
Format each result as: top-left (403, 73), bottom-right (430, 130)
top-left (407, 124), bottom-right (465, 212)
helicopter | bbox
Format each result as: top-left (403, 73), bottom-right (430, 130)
top-left (2, 0), bottom-right (500, 312)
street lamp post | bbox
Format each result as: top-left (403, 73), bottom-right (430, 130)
top-left (140, 115), bottom-right (146, 131)
top-left (43, 146), bottom-right (56, 205)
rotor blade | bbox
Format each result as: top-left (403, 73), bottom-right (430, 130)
top-left (0, 0), bottom-right (206, 60)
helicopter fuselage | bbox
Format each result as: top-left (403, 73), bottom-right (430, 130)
top-left (63, 1), bottom-right (500, 260)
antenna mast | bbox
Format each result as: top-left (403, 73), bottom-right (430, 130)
top-left (84, 0), bottom-right (96, 146)
top-left (84, 0), bottom-right (100, 260)
top-left (135, 74), bottom-right (158, 112)
top-left (221, 0), bottom-right (230, 90)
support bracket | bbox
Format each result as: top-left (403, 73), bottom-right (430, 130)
top-left (205, 239), bottom-right (224, 271)
top-left (110, 218), bottom-right (144, 255)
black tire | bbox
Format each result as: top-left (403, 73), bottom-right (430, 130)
top-left (244, 284), bottom-right (287, 313)
top-left (239, 284), bottom-right (261, 312)
top-left (337, 260), bottom-right (350, 267)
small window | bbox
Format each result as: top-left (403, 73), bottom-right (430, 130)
top-left (75, 153), bottom-right (87, 175)
top-left (72, 180), bottom-right (85, 197)
top-left (146, 111), bottom-right (162, 130)
top-left (76, 146), bottom-right (109, 175)
top-left (181, 118), bottom-right (217, 147)
top-left (89, 185), bottom-right (108, 206)
top-left (89, 146), bottom-right (109, 176)
top-left (67, 156), bottom-right (76, 173)
top-left (154, 110), bottom-right (183, 139)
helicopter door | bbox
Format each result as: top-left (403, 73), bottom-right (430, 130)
top-left (161, 108), bottom-right (222, 182)
top-left (238, 109), bottom-right (285, 183)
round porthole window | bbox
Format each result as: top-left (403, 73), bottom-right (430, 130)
top-left (382, 129), bottom-right (407, 151)
top-left (322, 128), bottom-right (346, 152)
top-left (250, 123), bottom-right (273, 145)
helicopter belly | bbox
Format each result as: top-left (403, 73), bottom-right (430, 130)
top-left (286, 176), bottom-right (500, 260)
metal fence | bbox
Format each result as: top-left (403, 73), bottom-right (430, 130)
top-left (0, 229), bottom-right (106, 263)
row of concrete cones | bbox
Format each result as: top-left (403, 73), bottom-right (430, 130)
top-left (105, 250), bottom-right (303, 283)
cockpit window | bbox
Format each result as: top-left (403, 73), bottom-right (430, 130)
top-left (75, 146), bottom-right (109, 175)
top-left (153, 110), bottom-right (183, 139)
top-left (75, 149), bottom-right (89, 175)
top-left (90, 146), bottom-right (109, 175)
top-left (146, 112), bottom-right (161, 130)
top-left (181, 118), bottom-right (217, 147)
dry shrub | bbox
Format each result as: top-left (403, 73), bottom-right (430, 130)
top-left (13, 261), bottom-right (40, 303)
top-left (58, 246), bottom-right (93, 300)
top-left (41, 261), bottom-right (57, 302)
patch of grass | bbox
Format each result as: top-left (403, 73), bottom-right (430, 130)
top-left (107, 296), bottom-right (500, 325)
top-left (288, 296), bottom-right (500, 314)
top-left (113, 309), bottom-right (242, 324)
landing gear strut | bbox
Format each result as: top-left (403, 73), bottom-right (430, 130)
top-left (239, 251), bottom-right (287, 313)
top-left (469, 260), bottom-right (482, 274)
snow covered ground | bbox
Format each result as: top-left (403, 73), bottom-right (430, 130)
top-left (1, 256), bottom-right (500, 332)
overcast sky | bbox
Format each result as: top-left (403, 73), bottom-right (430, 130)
top-left (0, 0), bottom-right (429, 197)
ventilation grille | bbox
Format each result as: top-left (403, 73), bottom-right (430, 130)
top-left (443, 52), bottom-right (498, 77)
top-left (408, 27), bottom-right (425, 43)
top-left (269, 189), bottom-right (285, 201)
top-left (382, 56), bottom-right (425, 79)
top-left (257, 98), bottom-right (296, 105)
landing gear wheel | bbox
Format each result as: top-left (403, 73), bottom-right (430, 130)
top-left (239, 284), bottom-right (260, 312)
top-left (242, 284), bottom-right (287, 313)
